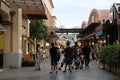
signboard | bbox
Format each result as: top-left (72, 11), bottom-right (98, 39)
top-left (96, 30), bottom-right (103, 37)
top-left (0, 34), bottom-right (3, 49)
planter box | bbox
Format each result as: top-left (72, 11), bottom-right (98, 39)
top-left (103, 64), bottom-right (120, 76)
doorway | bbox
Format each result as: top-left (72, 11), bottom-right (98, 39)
top-left (0, 49), bottom-right (3, 67)
top-left (0, 15), bottom-right (3, 67)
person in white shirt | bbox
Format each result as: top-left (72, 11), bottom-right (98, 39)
top-left (35, 46), bottom-right (45, 70)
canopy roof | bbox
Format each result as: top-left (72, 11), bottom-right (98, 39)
top-left (6, 0), bottom-right (45, 10)
top-left (6, 0), bottom-right (47, 19)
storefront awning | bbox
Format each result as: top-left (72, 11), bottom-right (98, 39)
top-left (85, 32), bottom-right (95, 39)
top-left (81, 22), bottom-right (100, 33)
top-left (6, 0), bottom-right (47, 19)
top-left (22, 9), bottom-right (47, 19)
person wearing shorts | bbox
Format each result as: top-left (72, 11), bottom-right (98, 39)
top-left (49, 43), bottom-right (58, 74)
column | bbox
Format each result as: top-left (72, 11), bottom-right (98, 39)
top-left (4, 8), bottom-right (22, 68)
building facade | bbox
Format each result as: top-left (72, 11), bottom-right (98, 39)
top-left (0, 0), bottom-right (56, 68)
top-left (80, 9), bottom-right (109, 47)
top-left (79, 3), bottom-right (120, 51)
top-left (110, 3), bottom-right (120, 43)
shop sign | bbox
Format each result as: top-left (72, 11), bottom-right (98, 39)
top-left (96, 30), bottom-right (107, 39)
top-left (0, 34), bottom-right (3, 49)
top-left (96, 30), bottom-right (103, 37)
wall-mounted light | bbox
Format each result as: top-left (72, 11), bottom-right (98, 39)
top-left (78, 42), bottom-right (81, 46)
top-left (92, 42), bottom-right (94, 45)
top-left (107, 35), bottom-right (110, 38)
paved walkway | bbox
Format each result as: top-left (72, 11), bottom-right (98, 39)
top-left (0, 58), bottom-right (120, 80)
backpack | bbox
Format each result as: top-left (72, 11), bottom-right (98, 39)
top-left (56, 50), bottom-right (60, 61)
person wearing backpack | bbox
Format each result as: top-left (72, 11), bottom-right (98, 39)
top-left (49, 43), bottom-right (59, 74)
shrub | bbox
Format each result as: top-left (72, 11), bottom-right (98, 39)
top-left (100, 45), bottom-right (120, 67)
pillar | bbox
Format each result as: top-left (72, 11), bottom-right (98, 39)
top-left (3, 8), bottom-right (22, 68)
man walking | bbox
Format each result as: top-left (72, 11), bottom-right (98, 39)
top-left (64, 41), bottom-right (73, 73)
top-left (49, 43), bottom-right (59, 74)
top-left (82, 42), bottom-right (90, 68)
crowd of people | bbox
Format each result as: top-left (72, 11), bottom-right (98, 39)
top-left (35, 41), bottom-right (98, 74)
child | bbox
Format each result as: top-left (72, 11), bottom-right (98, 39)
top-left (75, 57), bottom-right (80, 69)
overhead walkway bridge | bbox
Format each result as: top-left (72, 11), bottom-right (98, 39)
top-left (55, 28), bottom-right (82, 34)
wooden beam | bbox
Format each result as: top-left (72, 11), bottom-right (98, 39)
top-left (27, 15), bottom-right (47, 19)
top-left (22, 9), bottom-right (47, 19)
top-left (22, 9), bottom-right (45, 15)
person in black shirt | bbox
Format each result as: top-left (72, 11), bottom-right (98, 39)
top-left (82, 42), bottom-right (90, 68)
top-left (64, 41), bottom-right (73, 73)
top-left (49, 43), bottom-right (59, 74)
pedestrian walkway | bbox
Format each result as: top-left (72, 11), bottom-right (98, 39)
top-left (0, 67), bottom-right (9, 72)
top-left (0, 58), bottom-right (120, 80)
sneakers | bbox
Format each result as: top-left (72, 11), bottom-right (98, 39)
top-left (85, 65), bottom-right (89, 68)
top-left (70, 70), bottom-right (73, 73)
top-left (59, 68), bottom-right (62, 70)
top-left (63, 70), bottom-right (66, 72)
top-left (56, 71), bottom-right (58, 74)
top-left (49, 71), bottom-right (58, 74)
top-left (35, 68), bottom-right (41, 71)
top-left (63, 70), bottom-right (72, 73)
top-left (80, 65), bottom-right (83, 69)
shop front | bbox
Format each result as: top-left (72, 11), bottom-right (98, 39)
top-left (0, 33), bottom-right (3, 67)
top-left (0, 15), bottom-right (3, 67)
top-left (96, 23), bottom-right (115, 46)
top-left (0, 0), bottom-right (48, 68)
top-left (0, 4), bottom-right (9, 67)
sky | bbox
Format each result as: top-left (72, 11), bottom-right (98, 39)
top-left (52, 0), bottom-right (119, 29)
